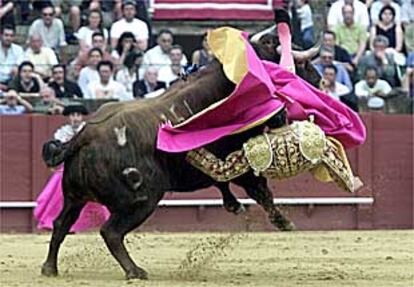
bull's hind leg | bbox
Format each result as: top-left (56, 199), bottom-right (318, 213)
top-left (100, 201), bottom-right (158, 280)
top-left (234, 174), bottom-right (295, 231)
top-left (215, 182), bottom-right (246, 215)
top-left (41, 197), bottom-right (86, 276)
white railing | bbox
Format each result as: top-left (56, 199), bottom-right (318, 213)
top-left (0, 197), bottom-right (374, 209)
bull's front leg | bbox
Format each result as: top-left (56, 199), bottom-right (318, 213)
top-left (233, 174), bottom-right (295, 231)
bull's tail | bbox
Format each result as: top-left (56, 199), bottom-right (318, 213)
top-left (42, 139), bottom-right (70, 167)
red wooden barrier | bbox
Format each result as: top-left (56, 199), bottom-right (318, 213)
top-left (0, 113), bottom-right (413, 232)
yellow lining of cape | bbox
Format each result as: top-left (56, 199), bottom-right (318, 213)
top-left (207, 27), bottom-right (249, 84)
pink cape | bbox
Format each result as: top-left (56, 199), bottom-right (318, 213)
top-left (34, 166), bottom-right (110, 232)
top-left (156, 30), bottom-right (366, 152)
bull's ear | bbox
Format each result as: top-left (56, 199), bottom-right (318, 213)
top-left (274, 9), bottom-right (291, 26)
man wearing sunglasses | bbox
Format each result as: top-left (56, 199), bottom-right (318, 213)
top-left (28, 4), bottom-right (67, 53)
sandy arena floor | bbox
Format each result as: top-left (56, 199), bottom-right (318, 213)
top-left (0, 230), bottom-right (413, 287)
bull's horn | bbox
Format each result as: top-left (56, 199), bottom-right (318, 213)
top-left (292, 44), bottom-right (320, 61)
top-left (250, 25), bottom-right (276, 43)
top-left (293, 34), bottom-right (323, 61)
top-left (276, 43), bottom-right (320, 62)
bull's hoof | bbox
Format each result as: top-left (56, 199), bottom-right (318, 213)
top-left (224, 201), bottom-right (246, 215)
top-left (271, 216), bottom-right (295, 231)
top-left (234, 203), bottom-right (246, 215)
top-left (278, 221), bottom-right (296, 232)
top-left (41, 263), bottom-right (58, 277)
top-left (126, 267), bottom-right (148, 280)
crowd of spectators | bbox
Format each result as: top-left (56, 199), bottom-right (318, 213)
top-left (0, 0), bottom-right (413, 116)
top-left (311, 0), bottom-right (414, 111)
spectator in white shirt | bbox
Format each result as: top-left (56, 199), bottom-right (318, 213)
top-left (78, 48), bottom-right (102, 95)
top-left (327, 0), bottom-right (370, 30)
top-left (370, 0), bottom-right (401, 25)
top-left (321, 64), bottom-right (351, 100)
top-left (75, 9), bottom-right (109, 51)
top-left (140, 29), bottom-right (188, 78)
top-left (355, 66), bottom-right (392, 98)
top-left (85, 60), bottom-right (130, 101)
top-left (296, 0), bottom-right (315, 49)
top-left (110, 0), bottom-right (149, 51)
top-left (24, 33), bottom-right (59, 80)
top-left (28, 4), bottom-right (67, 52)
top-left (157, 45), bottom-right (185, 87)
top-left (0, 25), bottom-right (24, 90)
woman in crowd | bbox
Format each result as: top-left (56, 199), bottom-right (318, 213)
top-left (115, 51), bottom-right (143, 99)
top-left (75, 9), bottom-right (109, 51)
top-left (370, 5), bottom-right (403, 53)
top-left (34, 103), bottom-right (110, 232)
top-left (77, 47), bottom-right (102, 95)
top-left (191, 32), bottom-right (214, 67)
top-left (111, 32), bottom-right (137, 69)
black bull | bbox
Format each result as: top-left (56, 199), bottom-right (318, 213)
top-left (40, 37), bottom-right (322, 280)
